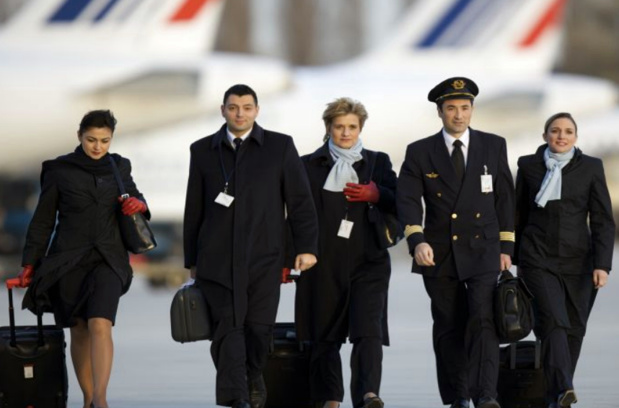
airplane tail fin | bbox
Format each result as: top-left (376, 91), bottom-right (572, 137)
top-left (370, 0), bottom-right (567, 74)
top-left (1, 0), bottom-right (225, 56)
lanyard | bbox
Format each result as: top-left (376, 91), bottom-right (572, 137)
top-left (218, 143), bottom-right (235, 194)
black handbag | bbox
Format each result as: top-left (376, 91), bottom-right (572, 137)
top-left (366, 151), bottom-right (403, 249)
top-left (109, 156), bottom-right (157, 254)
top-left (170, 283), bottom-right (212, 343)
top-left (494, 270), bottom-right (535, 344)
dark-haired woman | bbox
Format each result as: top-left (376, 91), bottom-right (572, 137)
top-left (514, 112), bottom-right (615, 408)
top-left (293, 98), bottom-right (396, 408)
top-left (16, 110), bottom-right (150, 408)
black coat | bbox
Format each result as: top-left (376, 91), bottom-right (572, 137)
top-left (397, 129), bottom-right (515, 279)
top-left (514, 145), bottom-right (615, 273)
top-left (294, 143), bottom-right (396, 344)
top-left (183, 123), bottom-right (318, 325)
top-left (22, 153), bottom-right (147, 310)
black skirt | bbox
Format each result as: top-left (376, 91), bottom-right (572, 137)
top-left (50, 249), bottom-right (123, 327)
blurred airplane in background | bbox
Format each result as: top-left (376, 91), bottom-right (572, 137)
top-left (112, 0), bottom-right (619, 222)
top-left (0, 0), bottom-right (291, 173)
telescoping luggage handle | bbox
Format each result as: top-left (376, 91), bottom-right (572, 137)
top-left (5, 278), bottom-right (45, 348)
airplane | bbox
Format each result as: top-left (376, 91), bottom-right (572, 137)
top-left (0, 0), bottom-right (291, 174)
top-left (109, 0), bottom-right (619, 222)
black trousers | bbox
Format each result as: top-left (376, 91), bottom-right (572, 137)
top-left (309, 337), bottom-right (383, 407)
top-left (198, 279), bottom-right (274, 406)
top-left (423, 271), bottom-right (499, 404)
top-left (520, 268), bottom-right (597, 403)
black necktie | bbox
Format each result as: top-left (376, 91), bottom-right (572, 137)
top-left (233, 138), bottom-right (242, 152)
top-left (451, 139), bottom-right (465, 181)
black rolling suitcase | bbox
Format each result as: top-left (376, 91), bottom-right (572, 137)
top-left (497, 339), bottom-right (545, 408)
top-left (263, 322), bottom-right (312, 408)
top-left (0, 278), bottom-right (68, 408)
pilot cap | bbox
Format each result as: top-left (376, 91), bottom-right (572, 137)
top-left (428, 77), bottom-right (479, 104)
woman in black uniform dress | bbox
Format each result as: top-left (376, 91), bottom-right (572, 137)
top-left (514, 112), bottom-right (615, 408)
top-left (16, 110), bottom-right (150, 408)
top-left (293, 98), bottom-right (397, 408)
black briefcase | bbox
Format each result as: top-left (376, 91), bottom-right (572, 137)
top-left (263, 322), bottom-right (313, 408)
top-left (170, 283), bottom-right (212, 343)
top-left (497, 339), bottom-right (545, 408)
top-left (0, 279), bottom-right (68, 408)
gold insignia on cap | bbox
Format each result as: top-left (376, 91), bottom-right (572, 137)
top-left (425, 172), bottom-right (439, 179)
top-left (452, 80), bottom-right (465, 90)
top-left (499, 231), bottom-right (516, 242)
top-left (405, 225), bottom-right (424, 238)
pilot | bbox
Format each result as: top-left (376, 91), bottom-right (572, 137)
top-left (183, 84), bottom-right (318, 408)
top-left (396, 77), bottom-right (515, 408)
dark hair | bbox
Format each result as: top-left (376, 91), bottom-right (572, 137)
top-left (543, 112), bottom-right (577, 134)
top-left (223, 84), bottom-right (258, 105)
top-left (78, 110), bottom-right (117, 136)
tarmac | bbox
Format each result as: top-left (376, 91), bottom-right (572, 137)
top-left (1, 245), bottom-right (618, 408)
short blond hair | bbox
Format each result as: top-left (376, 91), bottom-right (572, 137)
top-left (322, 97), bottom-right (368, 142)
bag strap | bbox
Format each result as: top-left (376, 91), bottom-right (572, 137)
top-left (108, 156), bottom-right (128, 198)
top-left (7, 284), bottom-right (44, 347)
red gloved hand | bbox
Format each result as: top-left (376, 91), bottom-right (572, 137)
top-left (343, 181), bottom-right (380, 203)
top-left (119, 196), bottom-right (147, 216)
top-left (281, 268), bottom-right (293, 283)
top-left (17, 265), bottom-right (34, 288)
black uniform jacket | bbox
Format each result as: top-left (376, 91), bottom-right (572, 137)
top-left (183, 123), bottom-right (318, 325)
top-left (294, 143), bottom-right (396, 344)
top-left (22, 154), bottom-right (147, 310)
top-left (397, 129), bottom-right (515, 279)
top-left (514, 145), bottom-right (615, 273)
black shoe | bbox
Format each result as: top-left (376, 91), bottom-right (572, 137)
top-left (363, 396), bottom-right (384, 408)
top-left (476, 397), bottom-right (500, 408)
top-left (558, 389), bottom-right (577, 407)
top-left (232, 400), bottom-right (251, 408)
top-left (248, 375), bottom-right (267, 408)
top-left (450, 398), bottom-right (470, 408)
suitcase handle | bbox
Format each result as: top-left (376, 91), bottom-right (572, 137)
top-left (6, 279), bottom-right (45, 348)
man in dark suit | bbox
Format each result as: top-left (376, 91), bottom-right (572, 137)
top-left (183, 84), bottom-right (319, 408)
top-left (396, 77), bottom-right (515, 408)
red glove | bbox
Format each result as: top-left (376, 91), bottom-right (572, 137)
top-left (343, 181), bottom-right (380, 203)
top-left (119, 196), bottom-right (147, 216)
top-left (281, 268), bottom-right (293, 283)
top-left (17, 265), bottom-right (34, 288)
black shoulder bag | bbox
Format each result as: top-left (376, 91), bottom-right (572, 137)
top-left (366, 151), bottom-right (403, 249)
top-left (494, 269), bottom-right (535, 344)
top-left (109, 156), bottom-right (157, 254)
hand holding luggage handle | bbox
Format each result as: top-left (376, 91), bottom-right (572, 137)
top-left (5, 277), bottom-right (45, 348)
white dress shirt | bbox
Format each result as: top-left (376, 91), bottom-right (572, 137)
top-left (443, 128), bottom-right (470, 165)
top-left (226, 127), bottom-right (252, 150)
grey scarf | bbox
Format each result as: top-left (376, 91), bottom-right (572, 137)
top-left (534, 147), bottom-right (575, 208)
top-left (323, 139), bottom-right (364, 192)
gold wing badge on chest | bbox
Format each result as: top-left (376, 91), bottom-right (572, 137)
top-left (425, 172), bottom-right (439, 179)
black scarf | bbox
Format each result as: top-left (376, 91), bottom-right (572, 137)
top-left (54, 145), bottom-right (119, 176)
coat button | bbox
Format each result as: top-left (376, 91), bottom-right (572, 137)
top-left (452, 235), bottom-right (458, 241)
top-left (451, 213), bottom-right (458, 219)
top-left (437, 192), bottom-right (442, 198)
top-left (475, 213), bottom-right (481, 218)
top-left (475, 234), bottom-right (480, 239)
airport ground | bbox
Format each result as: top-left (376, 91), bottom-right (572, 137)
top-left (1, 247), bottom-right (618, 408)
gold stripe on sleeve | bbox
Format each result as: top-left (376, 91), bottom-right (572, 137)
top-left (405, 225), bottom-right (424, 238)
top-left (499, 231), bottom-right (515, 242)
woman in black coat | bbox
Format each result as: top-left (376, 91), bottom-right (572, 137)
top-left (293, 98), bottom-right (397, 408)
top-left (514, 112), bottom-right (615, 408)
top-left (16, 110), bottom-right (150, 408)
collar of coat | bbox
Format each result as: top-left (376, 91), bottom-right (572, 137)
top-left (533, 143), bottom-right (582, 163)
top-left (307, 141), bottom-right (370, 167)
top-left (210, 123), bottom-right (265, 149)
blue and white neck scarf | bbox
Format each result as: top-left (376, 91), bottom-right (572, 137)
top-left (534, 147), bottom-right (575, 208)
top-left (323, 139), bottom-right (364, 192)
